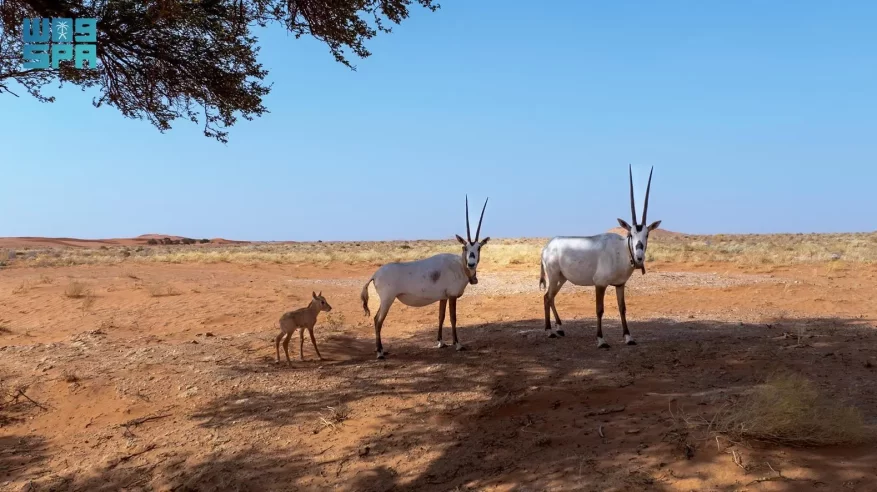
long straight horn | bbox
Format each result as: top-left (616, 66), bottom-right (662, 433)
top-left (465, 195), bottom-right (472, 243)
top-left (475, 197), bottom-right (489, 242)
top-left (642, 166), bottom-right (654, 226)
top-left (628, 164), bottom-right (638, 226)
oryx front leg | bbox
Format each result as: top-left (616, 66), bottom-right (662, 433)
top-left (436, 299), bottom-right (448, 348)
top-left (449, 297), bottom-right (465, 351)
top-left (373, 297), bottom-right (394, 359)
top-left (595, 285), bottom-right (609, 349)
top-left (616, 285), bottom-right (635, 345)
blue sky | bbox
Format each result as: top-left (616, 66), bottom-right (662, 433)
top-left (2, 1), bottom-right (875, 241)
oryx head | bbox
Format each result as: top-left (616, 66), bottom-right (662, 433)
top-left (455, 195), bottom-right (490, 285)
top-left (617, 165), bottom-right (661, 274)
top-left (311, 291), bottom-right (332, 312)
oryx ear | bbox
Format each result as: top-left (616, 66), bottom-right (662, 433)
top-left (617, 218), bottom-right (632, 231)
top-left (479, 236), bottom-right (490, 246)
top-left (455, 234), bottom-right (467, 245)
top-left (647, 220), bottom-right (662, 232)
top-left (312, 291), bottom-right (317, 299)
top-left (318, 290), bottom-right (322, 297)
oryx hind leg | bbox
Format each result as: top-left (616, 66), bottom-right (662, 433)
top-left (373, 296), bottom-right (395, 359)
top-left (543, 276), bottom-right (566, 338)
top-left (595, 285), bottom-right (610, 349)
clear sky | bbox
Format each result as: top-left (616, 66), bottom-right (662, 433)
top-left (1, 1), bottom-right (875, 241)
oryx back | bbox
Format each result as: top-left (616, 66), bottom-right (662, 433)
top-left (542, 233), bottom-right (633, 287)
top-left (373, 253), bottom-right (468, 307)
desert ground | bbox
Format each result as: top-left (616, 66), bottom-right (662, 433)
top-left (2, 232), bottom-right (877, 491)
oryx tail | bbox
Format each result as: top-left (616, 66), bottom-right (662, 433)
top-left (361, 276), bottom-right (375, 317)
top-left (539, 259), bottom-right (546, 291)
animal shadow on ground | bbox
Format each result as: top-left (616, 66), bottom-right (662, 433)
top-left (27, 316), bottom-right (877, 491)
top-left (0, 434), bottom-right (48, 484)
top-left (186, 316), bottom-right (877, 491)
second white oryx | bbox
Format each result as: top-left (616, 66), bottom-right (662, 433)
top-left (539, 165), bottom-right (661, 348)
top-left (360, 196), bottom-right (490, 359)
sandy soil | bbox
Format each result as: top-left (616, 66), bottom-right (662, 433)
top-left (2, 257), bottom-right (877, 491)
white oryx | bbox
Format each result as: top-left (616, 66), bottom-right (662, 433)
top-left (360, 196), bottom-right (490, 359)
top-left (539, 165), bottom-right (661, 348)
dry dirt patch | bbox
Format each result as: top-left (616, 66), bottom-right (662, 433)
top-left (1, 260), bottom-right (876, 491)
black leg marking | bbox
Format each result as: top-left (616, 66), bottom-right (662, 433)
top-left (595, 286), bottom-right (609, 349)
top-left (437, 299), bottom-right (447, 348)
top-left (616, 285), bottom-right (636, 345)
top-left (551, 299), bottom-right (564, 337)
top-left (544, 292), bottom-right (552, 333)
top-left (450, 297), bottom-right (464, 351)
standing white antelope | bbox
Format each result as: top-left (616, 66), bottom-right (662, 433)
top-left (539, 165), bottom-right (661, 348)
top-left (360, 196), bottom-right (490, 359)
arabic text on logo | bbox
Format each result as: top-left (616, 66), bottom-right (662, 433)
top-left (22, 18), bottom-right (98, 70)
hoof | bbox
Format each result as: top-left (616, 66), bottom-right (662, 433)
top-left (548, 332), bottom-right (557, 338)
top-left (556, 330), bottom-right (565, 337)
top-left (624, 335), bottom-right (637, 346)
top-left (455, 342), bottom-right (465, 352)
top-left (376, 351), bottom-right (385, 360)
top-left (596, 337), bottom-right (610, 349)
top-left (436, 341), bottom-right (447, 348)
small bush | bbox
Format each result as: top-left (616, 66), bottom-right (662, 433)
top-left (12, 281), bottom-right (30, 295)
top-left (146, 283), bottom-right (181, 297)
top-left (65, 281), bottom-right (90, 298)
top-left (712, 372), bottom-right (867, 447)
top-left (200, 238), bottom-right (211, 244)
top-left (147, 239), bottom-right (159, 245)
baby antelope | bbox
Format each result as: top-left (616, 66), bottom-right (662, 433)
top-left (275, 291), bottom-right (332, 365)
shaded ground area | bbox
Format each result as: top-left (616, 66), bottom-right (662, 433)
top-left (2, 261), bottom-right (876, 491)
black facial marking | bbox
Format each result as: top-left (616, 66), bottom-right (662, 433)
top-left (636, 242), bottom-right (644, 250)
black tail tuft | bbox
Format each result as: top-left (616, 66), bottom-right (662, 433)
top-left (539, 261), bottom-right (546, 290)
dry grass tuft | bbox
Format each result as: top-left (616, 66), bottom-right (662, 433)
top-left (146, 283), bottom-right (181, 297)
top-left (61, 370), bottom-right (80, 384)
top-left (319, 403), bottom-right (350, 430)
top-left (711, 372), bottom-right (868, 447)
top-left (0, 324), bottom-right (12, 335)
top-left (4, 232), bottom-right (877, 268)
top-left (65, 281), bottom-right (90, 299)
top-left (80, 293), bottom-right (96, 314)
top-left (11, 281), bottom-right (30, 295)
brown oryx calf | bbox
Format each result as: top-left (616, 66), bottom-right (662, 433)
top-left (275, 291), bottom-right (332, 364)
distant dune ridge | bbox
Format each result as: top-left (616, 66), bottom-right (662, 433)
top-left (0, 229), bottom-right (690, 250)
top-left (0, 234), bottom-right (246, 249)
